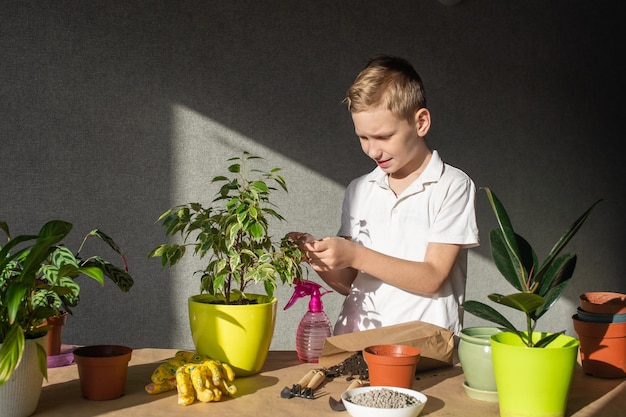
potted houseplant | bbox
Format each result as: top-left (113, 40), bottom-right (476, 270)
top-left (0, 220), bottom-right (134, 416)
top-left (38, 228), bottom-right (134, 357)
top-left (461, 187), bottom-right (601, 417)
top-left (149, 151), bottom-right (305, 376)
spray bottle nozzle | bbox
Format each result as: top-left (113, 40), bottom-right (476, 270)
top-left (284, 279), bottom-right (332, 313)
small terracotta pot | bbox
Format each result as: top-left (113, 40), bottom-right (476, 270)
top-left (73, 345), bottom-right (133, 400)
top-left (363, 344), bottom-right (420, 389)
top-left (580, 292), bottom-right (626, 315)
top-left (45, 312), bottom-right (68, 356)
top-left (572, 314), bottom-right (626, 378)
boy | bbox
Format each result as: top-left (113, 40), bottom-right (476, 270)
top-left (291, 55), bottom-right (479, 336)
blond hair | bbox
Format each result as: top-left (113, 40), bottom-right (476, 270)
top-left (345, 55), bottom-right (427, 121)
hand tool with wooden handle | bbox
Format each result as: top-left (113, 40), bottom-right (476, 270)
top-left (299, 370), bottom-right (326, 399)
top-left (280, 369), bottom-right (317, 399)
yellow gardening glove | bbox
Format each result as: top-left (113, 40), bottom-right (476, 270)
top-left (144, 351), bottom-right (237, 405)
top-left (145, 350), bottom-right (208, 394)
top-left (175, 360), bottom-right (237, 405)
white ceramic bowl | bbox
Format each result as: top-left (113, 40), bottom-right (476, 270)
top-left (341, 386), bottom-right (427, 417)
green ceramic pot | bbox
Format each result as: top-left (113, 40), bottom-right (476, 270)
top-left (188, 294), bottom-right (277, 377)
top-left (491, 331), bottom-right (579, 417)
top-left (458, 326), bottom-right (502, 402)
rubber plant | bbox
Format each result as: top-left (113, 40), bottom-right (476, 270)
top-left (0, 220), bottom-right (134, 386)
top-left (149, 151), bottom-right (305, 304)
top-left (462, 187), bottom-right (602, 347)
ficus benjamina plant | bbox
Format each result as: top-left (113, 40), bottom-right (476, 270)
top-left (149, 151), bottom-right (306, 305)
top-left (462, 187), bottom-right (602, 348)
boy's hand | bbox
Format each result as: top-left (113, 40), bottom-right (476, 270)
top-left (303, 237), bottom-right (353, 271)
top-left (285, 232), bottom-right (316, 244)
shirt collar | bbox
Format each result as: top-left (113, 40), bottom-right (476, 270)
top-left (367, 150), bottom-right (443, 189)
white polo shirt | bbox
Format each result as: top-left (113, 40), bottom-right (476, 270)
top-left (333, 150), bottom-right (479, 336)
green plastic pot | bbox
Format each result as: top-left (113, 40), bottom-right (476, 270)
top-left (490, 332), bottom-right (579, 417)
top-left (188, 294), bottom-right (277, 377)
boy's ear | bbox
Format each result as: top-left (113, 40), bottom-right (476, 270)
top-left (415, 108), bottom-right (431, 137)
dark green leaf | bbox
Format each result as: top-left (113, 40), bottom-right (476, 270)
top-left (535, 199), bottom-right (602, 280)
top-left (461, 300), bottom-right (518, 332)
top-left (488, 293), bottom-right (545, 313)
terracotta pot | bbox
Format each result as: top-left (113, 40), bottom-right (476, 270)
top-left (45, 311), bottom-right (68, 356)
top-left (73, 345), bottom-right (132, 400)
top-left (363, 344), bottom-right (420, 389)
top-left (580, 292), bottom-right (626, 315)
top-left (572, 314), bottom-right (626, 378)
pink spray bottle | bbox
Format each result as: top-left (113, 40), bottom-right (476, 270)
top-left (284, 279), bottom-right (333, 363)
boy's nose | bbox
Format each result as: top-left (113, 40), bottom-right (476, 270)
top-left (362, 141), bottom-right (382, 160)
top-left (367, 145), bottom-right (383, 160)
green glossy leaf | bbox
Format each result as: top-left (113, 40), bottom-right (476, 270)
top-left (461, 300), bottom-right (518, 332)
top-left (534, 331), bottom-right (565, 348)
top-left (6, 283), bottom-right (28, 323)
top-left (488, 293), bottom-right (545, 313)
top-left (0, 326), bottom-right (24, 386)
top-left (36, 342), bottom-right (48, 380)
top-left (535, 253), bottom-right (577, 298)
top-left (84, 259), bottom-right (133, 292)
top-left (490, 229), bottom-right (525, 292)
top-left (50, 246), bottom-right (79, 269)
top-left (535, 199), bottom-right (602, 281)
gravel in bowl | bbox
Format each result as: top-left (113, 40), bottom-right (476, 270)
top-left (341, 386), bottom-right (427, 417)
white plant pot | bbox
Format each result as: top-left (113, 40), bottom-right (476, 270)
top-left (0, 335), bottom-right (47, 417)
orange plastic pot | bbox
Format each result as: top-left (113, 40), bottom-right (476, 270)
top-left (579, 292), bottom-right (626, 315)
top-left (572, 314), bottom-right (626, 378)
top-left (363, 344), bottom-right (421, 389)
top-left (73, 345), bottom-right (132, 400)
top-left (45, 312), bottom-right (68, 356)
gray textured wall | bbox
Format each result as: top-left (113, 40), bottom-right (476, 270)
top-left (1, 1), bottom-right (624, 351)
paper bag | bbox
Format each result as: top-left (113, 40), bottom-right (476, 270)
top-left (319, 320), bottom-right (454, 372)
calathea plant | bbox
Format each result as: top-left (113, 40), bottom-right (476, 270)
top-left (462, 187), bottom-right (602, 348)
top-left (0, 220), bottom-right (134, 385)
top-left (149, 151), bottom-right (305, 304)
top-left (37, 228), bottom-right (134, 314)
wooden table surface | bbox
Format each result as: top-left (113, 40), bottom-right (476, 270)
top-left (34, 348), bottom-right (626, 416)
